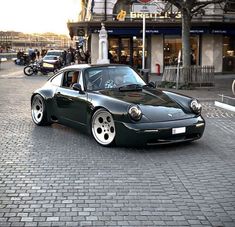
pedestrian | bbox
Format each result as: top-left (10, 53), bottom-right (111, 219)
top-left (191, 49), bottom-right (196, 65)
top-left (66, 50), bottom-right (72, 65)
top-left (84, 50), bottom-right (90, 63)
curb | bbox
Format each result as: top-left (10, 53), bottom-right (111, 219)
top-left (214, 101), bottom-right (235, 112)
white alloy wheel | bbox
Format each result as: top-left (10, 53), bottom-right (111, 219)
top-left (91, 109), bottom-right (116, 146)
top-left (232, 79), bottom-right (235, 96)
top-left (31, 95), bottom-right (45, 125)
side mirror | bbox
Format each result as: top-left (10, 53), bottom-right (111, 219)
top-left (148, 81), bottom-right (156, 88)
top-left (72, 83), bottom-right (84, 93)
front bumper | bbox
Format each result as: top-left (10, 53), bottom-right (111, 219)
top-left (115, 116), bottom-right (205, 146)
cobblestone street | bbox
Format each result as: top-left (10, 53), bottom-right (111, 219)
top-left (0, 62), bottom-right (235, 227)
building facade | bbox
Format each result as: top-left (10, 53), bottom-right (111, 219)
top-left (67, 0), bottom-right (235, 73)
top-left (0, 31), bottom-right (70, 52)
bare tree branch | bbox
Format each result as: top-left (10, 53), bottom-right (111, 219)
top-left (191, 0), bottom-right (225, 14)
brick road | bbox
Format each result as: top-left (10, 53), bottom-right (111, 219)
top-left (0, 62), bottom-right (235, 226)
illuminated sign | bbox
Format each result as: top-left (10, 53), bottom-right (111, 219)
top-left (117, 10), bottom-right (127, 21)
top-left (130, 12), bottom-right (181, 19)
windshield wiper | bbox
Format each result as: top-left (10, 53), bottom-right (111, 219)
top-left (118, 84), bottom-right (142, 91)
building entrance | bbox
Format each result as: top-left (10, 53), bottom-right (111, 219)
top-left (108, 37), bottom-right (146, 70)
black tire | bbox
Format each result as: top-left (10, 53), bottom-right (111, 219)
top-left (24, 66), bottom-right (34, 76)
top-left (91, 108), bottom-right (116, 146)
top-left (31, 94), bottom-right (52, 126)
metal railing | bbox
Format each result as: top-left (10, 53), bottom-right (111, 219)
top-left (162, 65), bottom-right (215, 87)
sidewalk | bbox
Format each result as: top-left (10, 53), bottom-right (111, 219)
top-left (149, 73), bottom-right (235, 102)
top-left (1, 60), bottom-right (234, 106)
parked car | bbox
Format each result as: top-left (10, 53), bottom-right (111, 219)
top-left (45, 49), bottom-right (64, 65)
top-left (41, 55), bottom-right (62, 72)
top-left (31, 64), bottom-right (205, 147)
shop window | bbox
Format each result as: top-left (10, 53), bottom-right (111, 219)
top-left (108, 38), bottom-right (119, 63)
top-left (108, 37), bottom-right (147, 69)
top-left (120, 38), bottom-right (130, 64)
top-left (164, 36), bottom-right (199, 66)
top-left (223, 36), bottom-right (235, 72)
top-left (133, 36), bottom-right (145, 70)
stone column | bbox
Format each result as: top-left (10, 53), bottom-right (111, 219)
top-left (97, 23), bottom-right (110, 64)
top-left (201, 34), bottom-right (223, 72)
top-left (151, 35), bottom-right (164, 74)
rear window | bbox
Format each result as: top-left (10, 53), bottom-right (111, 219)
top-left (47, 51), bottom-right (63, 56)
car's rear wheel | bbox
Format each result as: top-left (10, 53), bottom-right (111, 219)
top-left (31, 94), bottom-right (51, 126)
top-left (91, 108), bottom-right (116, 146)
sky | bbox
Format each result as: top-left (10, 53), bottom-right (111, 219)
top-left (0, 0), bottom-right (81, 35)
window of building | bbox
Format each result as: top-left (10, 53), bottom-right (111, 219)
top-left (109, 38), bottom-right (119, 63)
top-left (223, 36), bottom-right (235, 72)
top-left (164, 35), bottom-right (199, 66)
top-left (108, 37), bottom-right (147, 69)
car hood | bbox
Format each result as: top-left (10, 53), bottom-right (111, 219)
top-left (98, 88), bottom-right (194, 121)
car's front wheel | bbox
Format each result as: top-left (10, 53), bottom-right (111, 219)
top-left (31, 94), bottom-right (51, 126)
top-left (91, 108), bottom-right (116, 146)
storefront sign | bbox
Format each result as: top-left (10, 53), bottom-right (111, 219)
top-left (130, 12), bottom-right (181, 19)
top-left (211, 30), bottom-right (227, 34)
top-left (117, 10), bottom-right (126, 21)
top-left (91, 27), bottom-right (207, 35)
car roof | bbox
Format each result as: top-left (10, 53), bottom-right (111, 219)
top-left (47, 50), bottom-right (63, 53)
top-left (44, 55), bottom-right (58, 58)
top-left (61, 64), bottom-right (130, 71)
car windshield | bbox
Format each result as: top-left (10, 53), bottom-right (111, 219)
top-left (43, 55), bottom-right (58, 60)
top-left (46, 51), bottom-right (63, 56)
top-left (84, 66), bottom-right (146, 91)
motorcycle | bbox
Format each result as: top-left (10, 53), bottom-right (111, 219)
top-left (24, 60), bottom-right (54, 76)
top-left (24, 60), bottom-right (61, 76)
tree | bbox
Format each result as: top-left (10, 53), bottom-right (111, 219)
top-left (164, 0), bottom-right (226, 67)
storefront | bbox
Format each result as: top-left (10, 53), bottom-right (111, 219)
top-left (68, 0), bottom-right (235, 73)
top-left (223, 35), bottom-right (235, 72)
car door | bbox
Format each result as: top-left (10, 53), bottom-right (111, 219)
top-left (54, 70), bottom-right (88, 126)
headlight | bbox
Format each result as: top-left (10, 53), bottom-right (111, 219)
top-left (190, 99), bottom-right (202, 114)
top-left (128, 105), bottom-right (142, 121)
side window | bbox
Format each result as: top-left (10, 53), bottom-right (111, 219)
top-left (62, 71), bottom-right (80, 88)
top-left (50, 73), bottom-right (63, 86)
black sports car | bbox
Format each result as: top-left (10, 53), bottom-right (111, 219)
top-left (31, 64), bottom-right (205, 147)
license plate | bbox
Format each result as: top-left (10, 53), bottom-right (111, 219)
top-left (43, 63), bottom-right (54, 68)
top-left (172, 127), bottom-right (186, 134)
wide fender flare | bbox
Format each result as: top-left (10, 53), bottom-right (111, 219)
top-left (86, 93), bottom-right (131, 133)
top-left (31, 89), bottom-right (55, 121)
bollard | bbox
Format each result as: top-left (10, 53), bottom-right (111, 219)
top-left (140, 69), bottom-right (149, 84)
